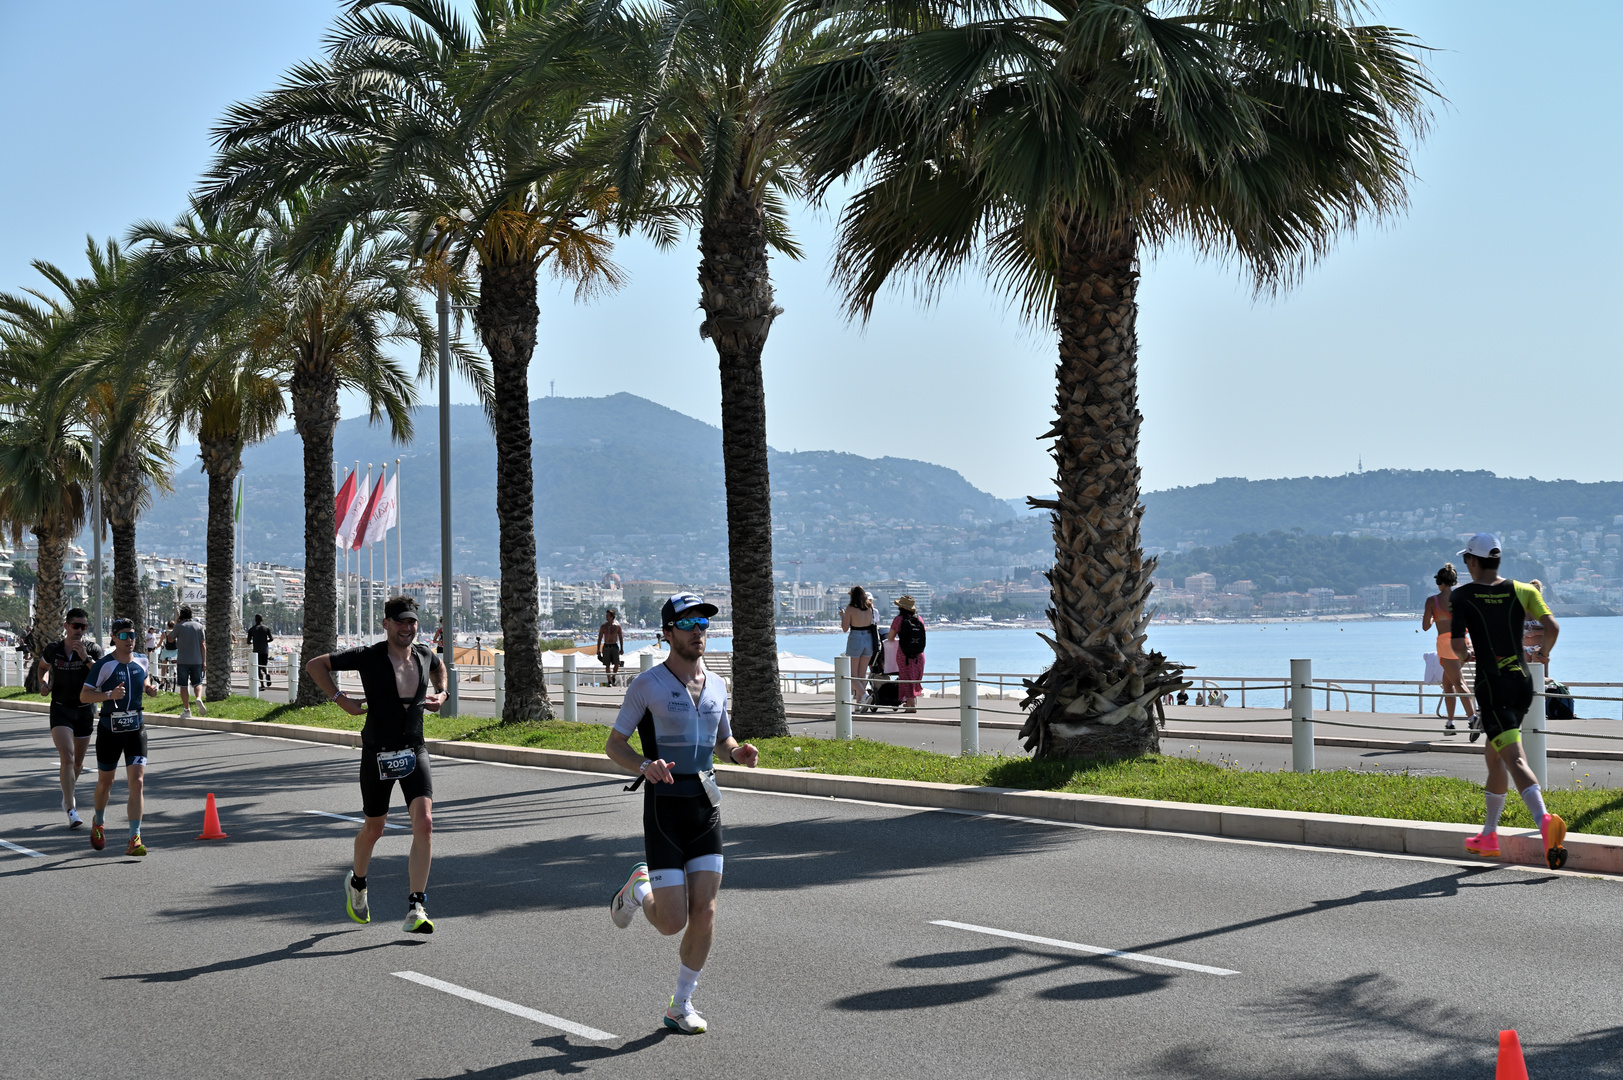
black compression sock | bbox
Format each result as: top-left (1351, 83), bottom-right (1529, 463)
top-left (351, 874), bottom-right (367, 890)
top-left (408, 891), bottom-right (426, 907)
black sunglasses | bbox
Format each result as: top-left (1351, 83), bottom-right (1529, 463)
top-left (67, 622), bottom-right (88, 630)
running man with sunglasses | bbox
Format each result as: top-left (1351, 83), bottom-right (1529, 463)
top-left (81, 618), bottom-right (161, 855)
top-left (605, 593), bottom-right (758, 1035)
top-left (38, 608), bottom-right (102, 829)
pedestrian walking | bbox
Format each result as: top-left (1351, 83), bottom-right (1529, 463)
top-left (1522, 579), bottom-right (1549, 674)
top-left (306, 596), bottom-right (447, 934)
top-left (81, 618), bottom-right (160, 856)
top-left (1449, 534), bottom-right (1567, 868)
top-left (247, 614), bottom-right (275, 692)
top-left (157, 620), bottom-right (178, 693)
top-left (597, 608), bottom-right (625, 686)
top-left (840, 586), bottom-right (878, 712)
top-left (605, 592), bottom-right (759, 1034)
top-left (1422, 563), bottom-right (1476, 736)
top-left (886, 595), bottom-right (927, 713)
top-left (38, 608), bottom-right (101, 829)
top-left (172, 606), bottom-right (206, 718)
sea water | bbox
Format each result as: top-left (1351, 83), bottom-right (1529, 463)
top-left (740, 618), bottom-right (1623, 713)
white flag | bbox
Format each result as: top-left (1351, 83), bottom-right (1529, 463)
top-left (363, 473), bottom-right (399, 547)
top-left (337, 466), bottom-right (370, 548)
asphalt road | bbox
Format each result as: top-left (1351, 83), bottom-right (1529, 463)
top-left (5, 705), bottom-right (1622, 1080)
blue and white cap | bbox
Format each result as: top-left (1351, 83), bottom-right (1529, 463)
top-left (1458, 532), bottom-right (1502, 559)
top-left (661, 592), bottom-right (718, 626)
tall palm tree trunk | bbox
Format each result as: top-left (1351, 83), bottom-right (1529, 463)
top-left (291, 359), bottom-right (340, 706)
top-left (477, 259), bottom-right (552, 722)
top-left (105, 443), bottom-right (145, 628)
top-left (1018, 222), bottom-right (1186, 758)
top-left (199, 436), bottom-right (242, 701)
top-left (699, 192), bottom-right (787, 739)
top-left (32, 522), bottom-right (68, 652)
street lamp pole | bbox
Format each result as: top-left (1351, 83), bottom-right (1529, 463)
top-left (91, 433), bottom-right (103, 646)
top-left (438, 276), bottom-right (458, 717)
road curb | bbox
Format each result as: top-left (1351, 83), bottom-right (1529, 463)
top-left (6, 698), bottom-right (1619, 875)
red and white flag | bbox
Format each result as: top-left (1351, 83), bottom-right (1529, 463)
top-left (334, 470), bottom-right (359, 539)
top-left (351, 469), bottom-right (387, 551)
top-left (363, 472), bottom-right (398, 548)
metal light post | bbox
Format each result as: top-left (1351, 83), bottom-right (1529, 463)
top-left (91, 433), bottom-right (103, 646)
top-left (438, 275), bottom-right (458, 717)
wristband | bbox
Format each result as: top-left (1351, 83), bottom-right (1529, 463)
top-left (639, 759), bottom-right (653, 774)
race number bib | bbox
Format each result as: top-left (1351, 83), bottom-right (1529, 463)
top-left (110, 710), bottom-right (143, 733)
top-left (376, 748), bottom-right (417, 780)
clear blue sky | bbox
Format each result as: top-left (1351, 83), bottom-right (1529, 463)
top-left (3, 2), bottom-right (1618, 501)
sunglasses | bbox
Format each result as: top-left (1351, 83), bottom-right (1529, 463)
top-left (114, 631), bottom-right (135, 641)
top-left (68, 623), bottom-right (88, 630)
top-left (671, 617), bottom-right (709, 632)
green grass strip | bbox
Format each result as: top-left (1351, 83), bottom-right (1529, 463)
top-left (5, 686), bottom-right (1620, 837)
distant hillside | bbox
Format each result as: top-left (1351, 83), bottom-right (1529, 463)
top-left (1142, 470), bottom-right (1623, 549)
top-left (130, 393), bottom-right (1017, 579)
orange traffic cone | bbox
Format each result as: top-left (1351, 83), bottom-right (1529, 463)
top-left (197, 793), bottom-right (228, 840)
top-left (1497, 1030), bottom-right (1529, 1080)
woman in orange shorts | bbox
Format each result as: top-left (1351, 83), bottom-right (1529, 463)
top-left (1423, 563), bottom-right (1475, 734)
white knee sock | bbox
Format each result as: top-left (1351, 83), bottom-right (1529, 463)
top-left (632, 880), bottom-right (652, 906)
top-left (1519, 784), bottom-right (1547, 823)
top-left (1483, 792), bottom-right (1506, 835)
top-left (673, 964), bottom-right (700, 1009)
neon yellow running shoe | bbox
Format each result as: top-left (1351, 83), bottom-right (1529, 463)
top-left (125, 835), bottom-right (147, 857)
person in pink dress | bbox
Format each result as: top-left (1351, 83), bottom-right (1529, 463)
top-left (886, 595), bottom-right (927, 713)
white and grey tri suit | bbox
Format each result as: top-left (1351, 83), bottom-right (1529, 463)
top-left (613, 662), bottom-right (733, 888)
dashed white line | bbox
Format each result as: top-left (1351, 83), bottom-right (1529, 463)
top-left (305, 810), bottom-right (408, 829)
top-left (391, 971), bottom-right (617, 1041)
top-left (932, 920), bottom-right (1239, 976)
top-left (0, 838), bottom-right (46, 857)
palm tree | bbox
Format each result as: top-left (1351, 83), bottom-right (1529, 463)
top-left (130, 199), bottom-right (424, 702)
top-left (487, 0), bottom-right (842, 737)
top-left (785, 0), bottom-right (1435, 756)
top-left (205, 0), bottom-right (617, 720)
top-left (0, 267), bottom-right (92, 648)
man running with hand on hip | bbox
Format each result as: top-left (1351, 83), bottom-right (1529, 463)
top-left (1450, 533), bottom-right (1566, 867)
top-left (306, 596), bottom-right (446, 934)
top-left (81, 619), bottom-right (161, 855)
top-left (605, 592), bottom-right (758, 1035)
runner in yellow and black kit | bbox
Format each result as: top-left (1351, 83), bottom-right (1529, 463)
top-left (1449, 533), bottom-right (1566, 867)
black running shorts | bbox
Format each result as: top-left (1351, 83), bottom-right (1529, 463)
top-left (359, 744), bottom-right (433, 818)
top-left (1475, 670), bottom-right (1535, 748)
top-left (50, 704), bottom-right (96, 739)
top-left (96, 728), bottom-right (149, 771)
top-left (644, 791), bottom-right (723, 873)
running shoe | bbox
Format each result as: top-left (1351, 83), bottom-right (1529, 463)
top-left (344, 872), bottom-right (370, 925)
top-left (1541, 812), bottom-right (1568, 870)
top-left (1464, 832), bottom-right (1501, 858)
top-left (180, 708), bottom-right (191, 719)
top-left (1444, 720), bottom-right (1457, 737)
top-left (402, 902), bottom-right (435, 935)
top-left (125, 835), bottom-right (147, 857)
top-left (611, 862), bottom-right (649, 929)
top-left (1468, 716), bottom-right (1482, 744)
top-left (663, 997), bottom-right (707, 1035)
top-left (67, 808), bottom-right (82, 830)
top-left (89, 822), bottom-right (105, 850)
top-left (195, 700), bottom-right (206, 716)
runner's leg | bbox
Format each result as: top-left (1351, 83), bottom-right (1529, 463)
top-left (678, 870), bottom-right (720, 972)
top-left (353, 815), bottom-right (387, 879)
top-left (642, 883), bottom-right (687, 936)
top-left (51, 725), bottom-right (78, 810)
top-left (126, 763), bottom-right (145, 835)
top-left (407, 796), bottom-right (433, 895)
top-left (93, 769), bottom-right (114, 821)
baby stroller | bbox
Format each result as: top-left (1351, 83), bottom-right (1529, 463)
top-left (862, 633), bottom-right (902, 712)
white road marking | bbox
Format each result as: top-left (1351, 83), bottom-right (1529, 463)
top-left (391, 971), bottom-right (617, 1041)
top-left (305, 810), bottom-right (408, 829)
top-left (932, 920), bottom-right (1239, 976)
top-left (0, 838), bottom-right (47, 857)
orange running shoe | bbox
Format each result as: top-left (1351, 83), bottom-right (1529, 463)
top-left (1541, 813), bottom-right (1567, 870)
top-left (125, 834), bottom-right (147, 857)
top-left (1464, 832), bottom-right (1501, 858)
top-left (90, 822), bottom-right (105, 851)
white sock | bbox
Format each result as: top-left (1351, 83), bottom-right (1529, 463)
top-left (1482, 792), bottom-right (1506, 835)
top-left (1519, 784), bottom-right (1548, 823)
top-left (631, 880), bottom-right (652, 907)
top-left (673, 964), bottom-right (700, 1010)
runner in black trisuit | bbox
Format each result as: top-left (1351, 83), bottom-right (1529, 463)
top-left (38, 607), bottom-right (102, 829)
top-left (306, 596), bottom-right (447, 934)
top-left (1449, 533), bottom-right (1567, 868)
top-left (605, 592), bottom-right (758, 1034)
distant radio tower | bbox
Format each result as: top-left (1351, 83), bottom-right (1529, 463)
top-left (1358, 454), bottom-right (1363, 474)
top-left (550, 380), bottom-right (555, 397)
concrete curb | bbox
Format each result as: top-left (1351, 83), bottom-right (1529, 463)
top-left (6, 698), bottom-right (1619, 876)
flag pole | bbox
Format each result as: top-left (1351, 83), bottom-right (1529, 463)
top-left (396, 457), bottom-right (403, 600)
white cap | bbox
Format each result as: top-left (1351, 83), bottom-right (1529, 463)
top-left (1458, 533), bottom-right (1502, 559)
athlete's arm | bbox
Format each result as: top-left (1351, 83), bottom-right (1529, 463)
top-left (423, 651), bottom-right (447, 712)
top-left (37, 651), bottom-right (50, 695)
top-left (718, 737), bottom-right (758, 768)
top-left (607, 728), bottom-right (674, 783)
top-left (1421, 597), bottom-right (1434, 632)
top-left (1534, 614), bottom-right (1559, 659)
top-left (305, 654), bottom-right (366, 716)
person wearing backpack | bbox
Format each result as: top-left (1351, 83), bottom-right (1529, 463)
top-left (886, 595), bottom-right (928, 713)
